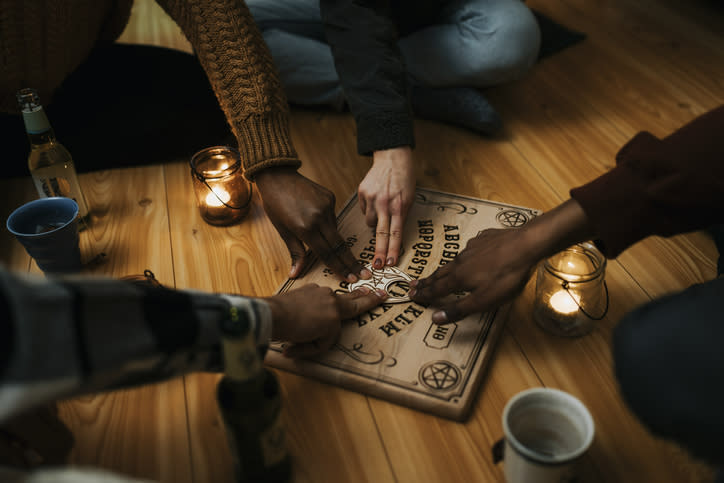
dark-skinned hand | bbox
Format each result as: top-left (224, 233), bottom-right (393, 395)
top-left (266, 283), bottom-right (387, 357)
top-left (255, 167), bottom-right (371, 282)
top-left (409, 199), bottom-right (595, 323)
top-left (409, 228), bottom-right (539, 324)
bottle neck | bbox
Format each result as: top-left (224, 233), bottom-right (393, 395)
top-left (22, 107), bottom-right (57, 147)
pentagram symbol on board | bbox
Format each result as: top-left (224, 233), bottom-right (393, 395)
top-left (496, 209), bottom-right (529, 227)
top-left (419, 361), bottom-right (461, 391)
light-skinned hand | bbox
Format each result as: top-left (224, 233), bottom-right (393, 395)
top-left (358, 146), bottom-right (416, 269)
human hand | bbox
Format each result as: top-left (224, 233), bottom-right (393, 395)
top-left (266, 283), bottom-right (387, 357)
top-left (255, 167), bottom-right (371, 282)
top-left (409, 228), bottom-right (539, 323)
top-left (358, 146), bottom-right (416, 269)
top-left (408, 199), bottom-right (594, 323)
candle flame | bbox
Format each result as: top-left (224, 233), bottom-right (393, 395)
top-left (549, 290), bottom-right (580, 314)
top-left (205, 187), bottom-right (231, 207)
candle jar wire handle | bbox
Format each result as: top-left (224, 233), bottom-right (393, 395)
top-left (192, 167), bottom-right (252, 211)
top-left (560, 279), bottom-right (610, 321)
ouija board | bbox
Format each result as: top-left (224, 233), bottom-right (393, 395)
top-left (266, 188), bottom-right (540, 421)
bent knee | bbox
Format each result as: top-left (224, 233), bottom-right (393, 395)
top-left (459, 1), bottom-right (541, 84)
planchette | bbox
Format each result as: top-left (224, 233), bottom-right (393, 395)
top-left (348, 263), bottom-right (414, 303)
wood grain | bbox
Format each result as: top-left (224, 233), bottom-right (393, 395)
top-left (0, 0), bottom-right (719, 481)
top-left (55, 166), bottom-right (192, 483)
top-left (116, 0), bottom-right (193, 53)
top-left (368, 332), bottom-right (543, 483)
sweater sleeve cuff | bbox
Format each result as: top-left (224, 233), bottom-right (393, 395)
top-left (570, 132), bottom-right (663, 258)
top-left (232, 113), bottom-right (302, 180)
top-left (355, 112), bottom-right (415, 156)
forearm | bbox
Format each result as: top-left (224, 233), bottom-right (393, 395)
top-left (0, 268), bottom-right (271, 423)
top-left (156, 0), bottom-right (301, 179)
top-left (518, 199), bottom-right (595, 264)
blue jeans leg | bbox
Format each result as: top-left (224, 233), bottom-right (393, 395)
top-left (248, 0), bottom-right (345, 109)
top-left (249, 0), bottom-right (540, 106)
top-left (400, 0), bottom-right (541, 86)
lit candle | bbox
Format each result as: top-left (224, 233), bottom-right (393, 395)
top-left (549, 290), bottom-right (581, 314)
top-left (190, 146), bottom-right (251, 226)
top-left (205, 187), bottom-right (231, 207)
top-left (533, 242), bottom-right (607, 337)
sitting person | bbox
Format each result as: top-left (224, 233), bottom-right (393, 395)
top-left (0, 267), bottom-right (387, 481)
top-left (248, 0), bottom-right (541, 273)
top-left (0, 0), bottom-right (368, 284)
top-left (409, 105), bottom-right (724, 471)
top-left (248, 0), bottom-right (541, 134)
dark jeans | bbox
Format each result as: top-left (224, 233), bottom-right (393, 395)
top-left (2, 44), bottom-right (232, 179)
top-left (613, 276), bottom-right (724, 466)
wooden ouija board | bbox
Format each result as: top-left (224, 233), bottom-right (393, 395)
top-left (266, 188), bottom-right (540, 421)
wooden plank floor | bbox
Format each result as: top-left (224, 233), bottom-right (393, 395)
top-left (1, 0), bottom-right (720, 482)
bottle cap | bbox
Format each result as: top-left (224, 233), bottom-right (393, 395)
top-left (17, 88), bottom-right (41, 113)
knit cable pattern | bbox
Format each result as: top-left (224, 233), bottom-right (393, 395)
top-left (158, 0), bottom-right (301, 179)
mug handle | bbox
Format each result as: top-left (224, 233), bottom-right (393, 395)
top-left (492, 438), bottom-right (505, 464)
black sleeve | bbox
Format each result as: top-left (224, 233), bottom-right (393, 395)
top-left (570, 105), bottom-right (724, 257)
top-left (320, 0), bottom-right (415, 155)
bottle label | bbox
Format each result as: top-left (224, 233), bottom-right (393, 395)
top-left (222, 338), bottom-right (262, 380)
top-left (22, 109), bottom-right (51, 134)
top-left (30, 165), bottom-right (90, 218)
top-left (260, 412), bottom-right (288, 467)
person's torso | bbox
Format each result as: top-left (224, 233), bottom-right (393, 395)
top-left (0, 0), bottom-right (132, 114)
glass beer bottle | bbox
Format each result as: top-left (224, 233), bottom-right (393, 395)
top-left (17, 88), bottom-right (90, 223)
top-left (217, 313), bottom-right (291, 482)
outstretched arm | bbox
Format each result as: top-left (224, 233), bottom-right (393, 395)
top-left (320, 1), bottom-right (417, 268)
top-left (411, 105), bottom-right (724, 322)
top-left (157, 0), bottom-right (368, 281)
top-left (410, 199), bottom-right (593, 323)
top-left (0, 269), bottom-right (385, 423)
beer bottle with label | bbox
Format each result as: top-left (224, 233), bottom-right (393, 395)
top-left (17, 88), bottom-right (90, 224)
top-left (217, 311), bottom-right (291, 482)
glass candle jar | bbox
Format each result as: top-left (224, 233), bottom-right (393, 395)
top-left (190, 146), bottom-right (252, 226)
top-left (533, 241), bottom-right (609, 337)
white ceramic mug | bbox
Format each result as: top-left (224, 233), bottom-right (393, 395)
top-left (492, 388), bottom-right (595, 483)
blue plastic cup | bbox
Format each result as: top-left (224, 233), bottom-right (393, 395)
top-left (6, 197), bottom-right (82, 274)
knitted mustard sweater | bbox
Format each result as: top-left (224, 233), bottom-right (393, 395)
top-left (0, 0), bottom-right (301, 178)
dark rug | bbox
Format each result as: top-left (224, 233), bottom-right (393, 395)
top-left (534, 10), bottom-right (586, 60)
top-left (1, 12), bottom-right (584, 179)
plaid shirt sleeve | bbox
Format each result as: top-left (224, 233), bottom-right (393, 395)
top-left (0, 267), bottom-right (272, 424)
